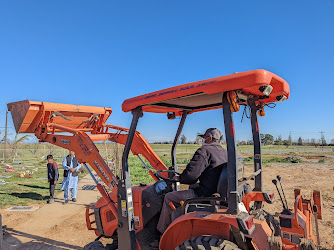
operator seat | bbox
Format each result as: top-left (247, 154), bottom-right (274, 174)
top-left (172, 158), bottom-right (246, 218)
top-left (177, 162), bottom-right (229, 216)
top-left (182, 157), bottom-right (246, 214)
top-left (217, 163), bottom-right (228, 200)
top-left (217, 157), bottom-right (247, 200)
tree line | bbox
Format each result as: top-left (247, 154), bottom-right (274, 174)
top-left (152, 133), bottom-right (334, 146)
top-left (237, 134), bottom-right (334, 147)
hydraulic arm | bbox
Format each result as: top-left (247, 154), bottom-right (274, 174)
top-left (7, 100), bottom-right (168, 223)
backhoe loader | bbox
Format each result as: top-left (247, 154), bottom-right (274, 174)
top-left (8, 69), bottom-right (322, 249)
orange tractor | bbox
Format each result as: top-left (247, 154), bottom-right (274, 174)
top-left (8, 69), bottom-right (322, 249)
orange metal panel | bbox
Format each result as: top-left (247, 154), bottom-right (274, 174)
top-left (7, 100), bottom-right (112, 133)
top-left (159, 212), bottom-right (272, 249)
top-left (122, 69), bottom-right (290, 114)
top-left (312, 190), bottom-right (322, 220)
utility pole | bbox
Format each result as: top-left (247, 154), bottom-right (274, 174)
top-left (319, 131), bottom-right (325, 150)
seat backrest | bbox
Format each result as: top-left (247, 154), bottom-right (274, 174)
top-left (217, 157), bottom-right (245, 199)
top-left (217, 163), bottom-right (228, 199)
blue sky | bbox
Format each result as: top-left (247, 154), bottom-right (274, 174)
top-left (1, 1), bottom-right (333, 143)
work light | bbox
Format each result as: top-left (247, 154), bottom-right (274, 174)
top-left (259, 85), bottom-right (273, 96)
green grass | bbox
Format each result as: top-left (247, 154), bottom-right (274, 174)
top-left (241, 156), bottom-right (302, 163)
top-left (127, 150), bottom-right (194, 185)
top-left (0, 159), bottom-right (86, 208)
top-left (1, 143), bottom-right (333, 208)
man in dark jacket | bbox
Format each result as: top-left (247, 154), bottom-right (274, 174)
top-left (157, 128), bottom-right (228, 233)
top-left (46, 155), bottom-right (59, 204)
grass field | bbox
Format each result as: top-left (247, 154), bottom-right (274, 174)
top-left (0, 157), bottom-right (88, 208)
top-left (1, 143), bottom-right (334, 248)
top-left (0, 143), bottom-right (333, 209)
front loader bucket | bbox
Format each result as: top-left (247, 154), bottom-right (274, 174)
top-left (7, 100), bottom-right (112, 133)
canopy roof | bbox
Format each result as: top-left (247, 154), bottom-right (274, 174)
top-left (122, 69), bottom-right (289, 116)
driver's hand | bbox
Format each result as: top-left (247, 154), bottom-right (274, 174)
top-left (155, 180), bottom-right (167, 194)
top-left (173, 175), bottom-right (180, 182)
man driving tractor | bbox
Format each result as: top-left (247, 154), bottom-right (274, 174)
top-left (10, 71), bottom-right (319, 249)
top-left (157, 128), bottom-right (228, 233)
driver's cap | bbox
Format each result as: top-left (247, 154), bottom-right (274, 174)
top-left (198, 128), bottom-right (223, 141)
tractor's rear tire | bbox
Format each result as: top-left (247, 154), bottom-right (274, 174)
top-left (176, 236), bottom-right (240, 250)
top-left (83, 240), bottom-right (105, 250)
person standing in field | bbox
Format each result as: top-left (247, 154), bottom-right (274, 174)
top-left (46, 155), bottom-right (59, 204)
top-left (61, 151), bottom-right (81, 204)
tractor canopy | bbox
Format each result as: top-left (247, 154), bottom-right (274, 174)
top-left (122, 69), bottom-right (289, 115)
top-left (7, 100), bottom-right (112, 133)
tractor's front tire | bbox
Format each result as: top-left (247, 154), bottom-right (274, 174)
top-left (176, 236), bottom-right (240, 250)
top-left (83, 240), bottom-right (105, 250)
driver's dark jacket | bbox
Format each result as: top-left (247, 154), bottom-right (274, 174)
top-left (179, 143), bottom-right (228, 197)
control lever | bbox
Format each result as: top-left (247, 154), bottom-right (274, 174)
top-left (272, 179), bottom-right (287, 210)
top-left (277, 175), bottom-right (289, 210)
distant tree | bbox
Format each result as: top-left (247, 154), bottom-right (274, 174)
top-left (297, 137), bottom-right (303, 146)
top-left (274, 135), bottom-right (283, 145)
top-left (29, 142), bottom-right (40, 158)
top-left (331, 139), bottom-right (334, 145)
top-left (45, 143), bottom-right (57, 155)
top-left (238, 140), bottom-right (247, 146)
top-left (220, 137), bottom-right (226, 144)
top-left (180, 135), bottom-right (187, 144)
top-left (282, 140), bottom-right (290, 148)
top-left (303, 138), bottom-right (309, 145)
top-left (112, 142), bottom-right (123, 175)
top-left (196, 133), bottom-right (202, 144)
top-left (260, 134), bottom-right (274, 145)
top-left (288, 134), bottom-right (292, 146)
top-left (310, 138), bottom-right (317, 146)
top-left (11, 134), bottom-right (30, 161)
top-left (247, 139), bottom-right (254, 145)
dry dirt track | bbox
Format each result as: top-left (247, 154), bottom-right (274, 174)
top-left (1, 175), bottom-right (110, 249)
top-left (1, 156), bottom-right (334, 249)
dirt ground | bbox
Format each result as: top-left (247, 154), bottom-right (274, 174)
top-left (1, 155), bottom-right (334, 249)
top-left (1, 175), bottom-right (110, 249)
top-left (246, 155), bottom-right (334, 249)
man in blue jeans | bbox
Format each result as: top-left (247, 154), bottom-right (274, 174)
top-left (61, 151), bottom-right (82, 204)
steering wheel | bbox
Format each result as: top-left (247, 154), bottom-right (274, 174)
top-left (156, 170), bottom-right (180, 183)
